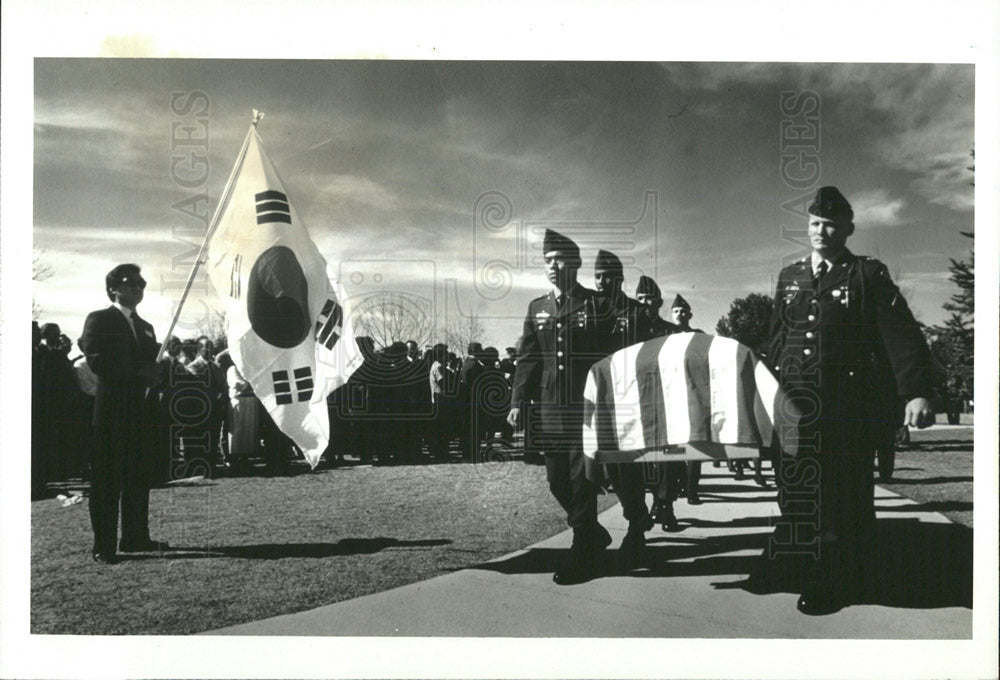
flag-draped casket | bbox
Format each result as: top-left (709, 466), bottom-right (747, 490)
top-left (205, 129), bottom-right (362, 468)
top-left (583, 332), bottom-right (801, 463)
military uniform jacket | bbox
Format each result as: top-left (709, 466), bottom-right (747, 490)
top-left (594, 291), bottom-right (649, 356)
top-left (765, 249), bottom-right (933, 436)
top-left (512, 283), bottom-right (609, 436)
top-left (79, 305), bottom-right (159, 426)
top-left (644, 315), bottom-right (679, 341)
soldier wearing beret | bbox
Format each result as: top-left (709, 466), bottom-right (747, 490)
top-left (762, 186), bottom-right (934, 615)
top-left (593, 250), bottom-right (655, 570)
top-left (507, 229), bottom-right (612, 584)
top-left (635, 276), bottom-right (678, 340)
top-left (668, 294), bottom-right (704, 334)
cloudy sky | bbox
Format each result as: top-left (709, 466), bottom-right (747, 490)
top-left (33, 60), bottom-right (974, 349)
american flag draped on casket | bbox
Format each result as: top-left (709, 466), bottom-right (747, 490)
top-left (583, 332), bottom-right (801, 464)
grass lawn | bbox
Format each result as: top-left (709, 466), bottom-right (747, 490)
top-left (880, 425), bottom-right (974, 528)
top-left (31, 424), bottom-right (974, 635)
top-left (32, 456), bottom-right (618, 635)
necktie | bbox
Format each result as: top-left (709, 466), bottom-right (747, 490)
top-left (122, 311), bottom-right (137, 338)
top-left (814, 260), bottom-right (828, 287)
top-left (556, 294), bottom-right (564, 309)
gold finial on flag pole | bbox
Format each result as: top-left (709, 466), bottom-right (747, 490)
top-left (252, 109), bottom-right (265, 127)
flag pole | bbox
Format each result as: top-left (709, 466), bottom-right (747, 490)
top-left (154, 110), bottom-right (265, 362)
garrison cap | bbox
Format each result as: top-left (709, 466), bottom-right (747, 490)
top-left (635, 275), bottom-right (662, 299)
top-left (543, 229), bottom-right (581, 264)
top-left (807, 186), bottom-right (854, 220)
top-left (594, 249), bottom-right (624, 278)
top-left (671, 294), bottom-right (691, 311)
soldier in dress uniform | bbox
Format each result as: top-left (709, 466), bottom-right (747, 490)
top-left (507, 229), bottom-right (612, 585)
top-left (635, 276), bottom-right (678, 340)
top-left (593, 250), bottom-right (655, 570)
top-left (633, 277), bottom-right (685, 531)
top-left (762, 186), bottom-right (934, 615)
top-left (668, 294), bottom-right (704, 334)
top-left (666, 294), bottom-right (712, 502)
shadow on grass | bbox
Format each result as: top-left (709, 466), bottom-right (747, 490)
top-left (474, 518), bottom-right (972, 610)
top-left (904, 441), bottom-right (974, 453)
top-left (125, 537), bottom-right (451, 561)
top-left (874, 500), bottom-right (974, 514)
top-left (881, 476), bottom-right (974, 485)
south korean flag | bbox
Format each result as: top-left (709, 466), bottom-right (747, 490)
top-left (206, 126), bottom-right (363, 467)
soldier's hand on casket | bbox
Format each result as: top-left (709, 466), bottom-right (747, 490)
top-left (506, 406), bottom-right (521, 430)
top-left (904, 397), bottom-right (935, 429)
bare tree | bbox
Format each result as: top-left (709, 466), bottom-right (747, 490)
top-left (442, 311), bottom-right (485, 356)
top-left (352, 292), bottom-right (434, 350)
top-left (196, 309), bottom-right (229, 351)
top-left (32, 248), bottom-right (54, 320)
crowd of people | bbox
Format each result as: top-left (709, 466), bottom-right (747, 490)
top-left (30, 317), bottom-right (530, 496)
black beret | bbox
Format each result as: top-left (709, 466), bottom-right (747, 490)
top-left (635, 275), bottom-right (661, 299)
top-left (543, 229), bottom-right (581, 263)
top-left (594, 249), bottom-right (624, 277)
top-left (807, 186), bottom-right (853, 220)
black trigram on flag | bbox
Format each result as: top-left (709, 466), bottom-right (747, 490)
top-left (230, 254), bottom-right (243, 299)
top-left (273, 367), bottom-right (314, 405)
top-left (255, 190), bottom-right (291, 225)
top-left (315, 299), bottom-right (344, 350)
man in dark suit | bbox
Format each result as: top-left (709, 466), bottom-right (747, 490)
top-left (507, 230), bottom-right (611, 584)
top-left (458, 342), bottom-right (486, 462)
top-left (762, 186), bottom-right (934, 614)
top-left (592, 250), bottom-right (654, 571)
top-left (79, 264), bottom-right (169, 564)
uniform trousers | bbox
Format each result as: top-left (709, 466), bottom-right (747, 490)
top-left (543, 439), bottom-right (598, 531)
top-left (89, 422), bottom-right (152, 554)
top-left (772, 424), bottom-right (877, 576)
top-left (607, 463), bottom-right (649, 526)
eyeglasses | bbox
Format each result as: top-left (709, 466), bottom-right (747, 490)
top-left (119, 277), bottom-right (147, 289)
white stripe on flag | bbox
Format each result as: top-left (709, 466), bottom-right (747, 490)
top-left (659, 332), bottom-right (694, 444)
top-left (754, 359), bottom-right (779, 442)
top-left (613, 344), bottom-right (646, 451)
top-left (708, 335), bottom-right (741, 443)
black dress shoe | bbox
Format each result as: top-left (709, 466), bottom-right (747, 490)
top-left (119, 538), bottom-right (170, 552)
top-left (661, 508), bottom-right (681, 532)
top-left (796, 579), bottom-right (844, 615)
top-left (92, 551), bottom-right (118, 565)
top-left (553, 530), bottom-right (603, 586)
top-left (618, 530), bottom-right (647, 573)
top-left (593, 523), bottom-right (613, 550)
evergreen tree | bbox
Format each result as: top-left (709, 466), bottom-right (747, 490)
top-left (927, 232), bottom-right (974, 422)
top-left (715, 293), bottom-right (774, 355)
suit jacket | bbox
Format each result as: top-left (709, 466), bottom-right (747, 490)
top-left (512, 283), bottom-right (609, 436)
top-left (766, 249), bottom-right (933, 438)
top-left (78, 305), bottom-right (159, 426)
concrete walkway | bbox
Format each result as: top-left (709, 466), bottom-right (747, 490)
top-left (206, 470), bottom-right (971, 638)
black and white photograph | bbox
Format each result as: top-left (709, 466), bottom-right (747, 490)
top-left (2, 2), bottom-right (998, 679)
